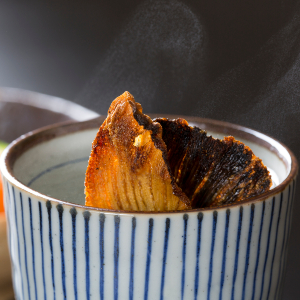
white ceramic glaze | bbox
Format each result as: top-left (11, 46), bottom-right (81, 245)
top-left (0, 116), bottom-right (297, 300)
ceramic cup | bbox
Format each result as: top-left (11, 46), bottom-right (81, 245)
top-left (0, 116), bottom-right (297, 300)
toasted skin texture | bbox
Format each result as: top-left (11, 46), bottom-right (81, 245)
top-left (85, 92), bottom-right (191, 211)
top-left (156, 118), bottom-right (272, 208)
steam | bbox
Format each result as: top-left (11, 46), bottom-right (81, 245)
top-left (77, 0), bottom-right (300, 150)
top-left (196, 3), bottom-right (300, 148)
top-left (77, 0), bottom-right (206, 114)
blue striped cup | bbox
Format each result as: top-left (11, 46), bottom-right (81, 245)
top-left (0, 116), bottom-right (297, 300)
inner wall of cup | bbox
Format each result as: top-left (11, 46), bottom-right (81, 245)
top-left (12, 128), bottom-right (289, 206)
top-left (13, 128), bottom-right (97, 205)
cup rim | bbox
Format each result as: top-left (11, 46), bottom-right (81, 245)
top-left (1, 115), bottom-right (298, 214)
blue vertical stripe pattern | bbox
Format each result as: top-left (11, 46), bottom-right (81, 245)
top-left (5, 184), bottom-right (15, 298)
top-left (7, 184), bottom-right (18, 300)
top-left (99, 214), bottom-right (105, 300)
top-left (144, 218), bottom-right (154, 300)
top-left (282, 181), bottom-right (296, 286)
top-left (281, 180), bottom-right (296, 277)
top-left (259, 197), bottom-right (276, 300)
top-left (241, 204), bottom-right (255, 300)
top-left (70, 208), bottom-right (78, 300)
top-left (129, 217), bottom-right (136, 300)
top-left (20, 193), bottom-right (31, 300)
top-left (5, 184), bottom-right (12, 259)
top-left (29, 198), bottom-right (38, 300)
top-left (39, 202), bottom-right (47, 300)
top-left (276, 181), bottom-right (295, 300)
top-left (13, 187), bottom-right (24, 300)
top-left (266, 193), bottom-right (283, 300)
top-left (160, 218), bottom-right (171, 300)
top-left (6, 185), bottom-right (19, 300)
top-left (231, 206), bottom-right (243, 300)
top-left (181, 214), bottom-right (189, 300)
top-left (251, 201), bottom-right (266, 300)
top-left (3, 180), bottom-right (295, 300)
top-left (84, 211), bottom-right (91, 300)
top-left (207, 211), bottom-right (218, 300)
top-left (194, 212), bottom-right (204, 300)
top-left (57, 204), bottom-right (66, 299)
top-left (46, 201), bottom-right (56, 300)
top-left (219, 209), bottom-right (230, 300)
top-left (275, 187), bottom-right (291, 299)
top-left (114, 215), bottom-right (120, 300)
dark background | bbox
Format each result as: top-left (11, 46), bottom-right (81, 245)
top-left (0, 0), bottom-right (299, 298)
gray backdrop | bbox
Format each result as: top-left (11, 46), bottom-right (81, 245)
top-left (0, 1), bottom-right (299, 298)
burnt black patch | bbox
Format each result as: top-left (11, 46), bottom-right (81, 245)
top-left (156, 118), bottom-right (271, 208)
